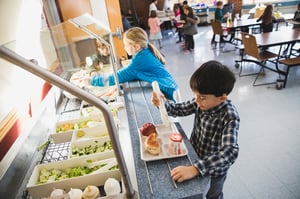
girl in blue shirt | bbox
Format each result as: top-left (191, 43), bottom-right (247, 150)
top-left (89, 27), bottom-right (178, 101)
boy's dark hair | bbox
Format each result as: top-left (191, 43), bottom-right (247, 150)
top-left (190, 60), bottom-right (236, 97)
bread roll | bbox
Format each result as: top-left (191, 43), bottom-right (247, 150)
top-left (144, 133), bottom-right (160, 155)
top-left (82, 185), bottom-right (99, 199)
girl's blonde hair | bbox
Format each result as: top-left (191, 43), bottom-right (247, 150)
top-left (124, 27), bottom-right (165, 64)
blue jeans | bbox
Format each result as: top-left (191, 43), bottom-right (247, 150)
top-left (206, 174), bottom-right (227, 199)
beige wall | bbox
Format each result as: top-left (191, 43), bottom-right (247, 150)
top-left (0, 0), bottom-right (28, 122)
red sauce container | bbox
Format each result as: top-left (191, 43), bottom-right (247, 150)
top-left (168, 133), bottom-right (182, 155)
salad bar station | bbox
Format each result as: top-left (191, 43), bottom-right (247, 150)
top-left (0, 13), bottom-right (209, 199)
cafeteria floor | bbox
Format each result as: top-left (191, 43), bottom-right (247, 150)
top-left (158, 24), bottom-right (300, 199)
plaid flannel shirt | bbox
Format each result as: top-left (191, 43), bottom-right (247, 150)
top-left (166, 99), bottom-right (240, 177)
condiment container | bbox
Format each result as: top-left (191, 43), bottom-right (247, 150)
top-left (168, 133), bottom-right (182, 155)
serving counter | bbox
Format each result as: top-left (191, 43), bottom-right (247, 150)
top-left (0, 11), bottom-right (210, 196)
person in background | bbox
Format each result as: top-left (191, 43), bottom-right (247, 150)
top-left (149, 0), bottom-right (158, 16)
top-left (212, 1), bottom-right (229, 43)
top-left (121, 10), bottom-right (131, 31)
top-left (148, 10), bottom-right (163, 49)
top-left (293, 2), bottom-right (300, 29)
top-left (173, 3), bottom-right (184, 44)
top-left (86, 40), bottom-right (110, 72)
top-left (182, 0), bottom-right (188, 7)
top-left (89, 27), bottom-right (178, 101)
top-left (290, 2), bottom-right (300, 52)
top-left (256, 4), bottom-right (276, 33)
top-left (214, 1), bottom-right (228, 22)
top-left (182, 6), bottom-right (199, 54)
top-left (151, 60), bottom-right (240, 199)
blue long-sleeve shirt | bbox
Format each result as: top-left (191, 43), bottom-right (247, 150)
top-left (165, 99), bottom-right (240, 177)
top-left (90, 48), bottom-right (178, 101)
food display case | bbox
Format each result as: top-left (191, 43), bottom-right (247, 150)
top-left (0, 13), bottom-right (137, 199)
top-left (0, 12), bottom-right (209, 199)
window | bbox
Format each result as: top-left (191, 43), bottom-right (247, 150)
top-left (243, 0), bottom-right (294, 5)
top-left (178, 0), bottom-right (228, 7)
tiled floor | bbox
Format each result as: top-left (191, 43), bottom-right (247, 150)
top-left (159, 25), bottom-right (300, 199)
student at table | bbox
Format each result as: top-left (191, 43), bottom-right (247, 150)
top-left (292, 2), bottom-right (300, 29)
top-left (152, 60), bottom-right (240, 199)
top-left (214, 1), bottom-right (228, 23)
top-left (290, 2), bottom-right (300, 53)
top-left (256, 4), bottom-right (276, 33)
top-left (213, 1), bottom-right (231, 43)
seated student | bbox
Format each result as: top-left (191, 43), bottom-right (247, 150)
top-left (151, 60), bottom-right (240, 199)
top-left (290, 2), bottom-right (300, 52)
top-left (293, 2), bottom-right (300, 29)
top-left (87, 27), bottom-right (178, 101)
top-left (256, 4), bottom-right (276, 33)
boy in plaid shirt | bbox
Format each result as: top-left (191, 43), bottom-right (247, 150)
top-left (152, 60), bottom-right (240, 199)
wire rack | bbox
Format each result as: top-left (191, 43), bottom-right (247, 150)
top-left (40, 98), bottom-right (82, 163)
top-left (40, 142), bottom-right (70, 164)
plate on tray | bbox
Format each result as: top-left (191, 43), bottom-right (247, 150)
top-left (138, 123), bottom-right (188, 161)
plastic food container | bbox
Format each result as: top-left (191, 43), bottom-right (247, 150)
top-left (168, 133), bottom-right (183, 155)
top-left (26, 153), bottom-right (119, 199)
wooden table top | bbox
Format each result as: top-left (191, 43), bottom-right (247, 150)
top-left (255, 29), bottom-right (300, 47)
top-left (223, 18), bottom-right (260, 29)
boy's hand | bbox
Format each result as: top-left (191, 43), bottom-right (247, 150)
top-left (151, 92), bottom-right (162, 107)
top-left (170, 166), bottom-right (199, 183)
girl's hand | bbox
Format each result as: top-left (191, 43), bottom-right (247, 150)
top-left (82, 77), bottom-right (92, 86)
top-left (170, 166), bottom-right (199, 183)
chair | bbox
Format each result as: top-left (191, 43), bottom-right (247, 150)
top-left (276, 56), bottom-right (300, 89)
top-left (240, 32), bottom-right (278, 86)
top-left (210, 19), bottom-right (231, 48)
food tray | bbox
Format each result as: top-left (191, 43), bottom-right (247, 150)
top-left (27, 153), bottom-right (119, 199)
top-left (138, 123), bottom-right (188, 161)
top-left (68, 136), bottom-right (114, 159)
top-left (71, 125), bottom-right (109, 143)
top-left (50, 116), bottom-right (105, 144)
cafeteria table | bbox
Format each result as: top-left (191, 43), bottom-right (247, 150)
top-left (255, 29), bottom-right (300, 88)
top-left (223, 18), bottom-right (261, 45)
top-left (241, 29), bottom-right (300, 88)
